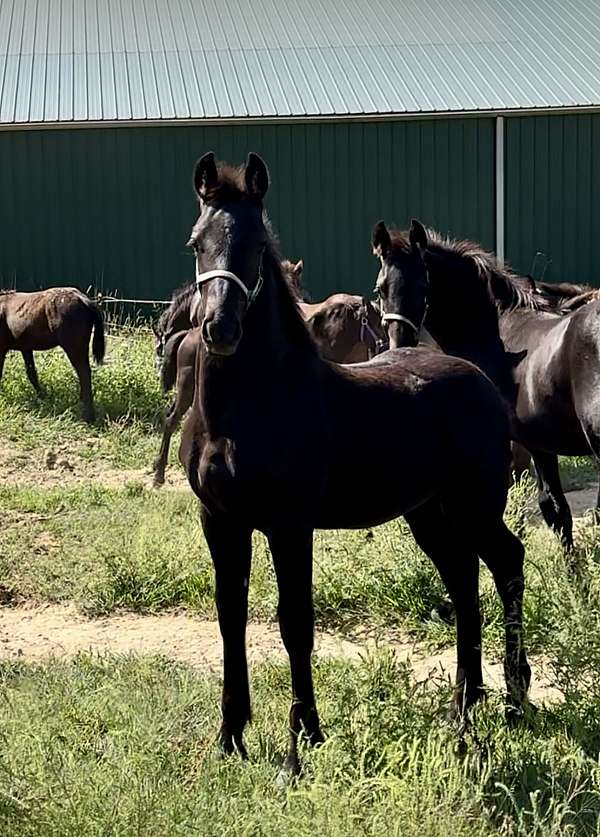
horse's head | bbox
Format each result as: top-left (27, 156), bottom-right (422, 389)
top-left (188, 152), bottom-right (269, 357)
top-left (372, 219), bottom-right (429, 349)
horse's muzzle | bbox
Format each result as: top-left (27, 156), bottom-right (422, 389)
top-left (202, 317), bottom-right (242, 356)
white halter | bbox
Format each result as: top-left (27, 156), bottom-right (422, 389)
top-left (195, 264), bottom-right (263, 307)
top-left (380, 311), bottom-right (421, 336)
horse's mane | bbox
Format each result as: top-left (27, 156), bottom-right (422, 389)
top-left (390, 228), bottom-right (551, 314)
top-left (156, 280), bottom-right (195, 330)
top-left (264, 237), bottom-right (317, 354)
top-left (530, 279), bottom-right (599, 313)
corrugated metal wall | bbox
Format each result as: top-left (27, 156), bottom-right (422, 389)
top-left (0, 118), bottom-right (494, 300)
top-left (505, 113), bottom-right (600, 284)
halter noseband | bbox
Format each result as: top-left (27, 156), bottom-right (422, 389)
top-left (380, 311), bottom-right (421, 337)
top-left (195, 264), bottom-right (263, 308)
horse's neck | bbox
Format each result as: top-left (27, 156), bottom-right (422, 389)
top-left (197, 277), bottom-right (308, 437)
top-left (427, 279), bottom-right (515, 398)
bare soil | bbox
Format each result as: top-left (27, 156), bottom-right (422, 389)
top-left (0, 439), bottom-right (188, 490)
top-left (0, 603), bottom-right (561, 702)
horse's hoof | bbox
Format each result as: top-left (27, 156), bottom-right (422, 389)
top-left (505, 700), bottom-right (537, 728)
top-left (152, 476), bottom-right (165, 488)
top-left (275, 756), bottom-right (300, 789)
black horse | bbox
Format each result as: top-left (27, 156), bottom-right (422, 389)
top-left (372, 219), bottom-right (600, 549)
top-left (178, 152), bottom-right (530, 778)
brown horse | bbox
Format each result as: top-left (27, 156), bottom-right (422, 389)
top-left (286, 260), bottom-right (387, 362)
top-left (152, 261), bottom-right (387, 485)
top-left (152, 327), bottom-right (199, 486)
top-left (0, 287), bottom-right (105, 422)
top-left (178, 152), bottom-right (530, 779)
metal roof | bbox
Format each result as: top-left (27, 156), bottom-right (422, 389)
top-left (1, 0), bottom-right (600, 124)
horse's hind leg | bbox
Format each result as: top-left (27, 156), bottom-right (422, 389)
top-left (201, 508), bottom-right (253, 758)
top-left (268, 527), bottom-right (323, 779)
top-left (469, 521), bottom-right (531, 713)
top-left (531, 451), bottom-right (573, 550)
top-left (64, 344), bottom-right (95, 423)
top-left (0, 348), bottom-right (6, 381)
top-left (21, 351), bottom-right (41, 393)
top-left (405, 501), bottom-right (484, 717)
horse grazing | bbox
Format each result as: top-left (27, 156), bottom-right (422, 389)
top-left (179, 151), bottom-right (530, 778)
top-left (0, 287), bottom-right (105, 422)
top-left (372, 219), bottom-right (600, 548)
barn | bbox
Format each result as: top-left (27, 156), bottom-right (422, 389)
top-left (0, 0), bottom-right (599, 301)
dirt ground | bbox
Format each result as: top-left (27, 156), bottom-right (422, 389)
top-left (0, 603), bottom-right (561, 702)
top-left (0, 439), bottom-right (188, 490)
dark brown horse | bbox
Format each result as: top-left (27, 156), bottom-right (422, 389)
top-left (152, 261), bottom-right (387, 485)
top-left (372, 219), bottom-right (600, 549)
top-left (178, 152), bottom-right (530, 778)
top-left (152, 282), bottom-right (196, 368)
top-left (152, 327), bottom-right (199, 486)
top-left (0, 287), bottom-right (105, 422)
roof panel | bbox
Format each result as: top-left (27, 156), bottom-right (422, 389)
top-left (58, 52), bottom-right (74, 120)
top-left (138, 52), bottom-right (161, 118)
top-left (2, 0), bottom-right (600, 123)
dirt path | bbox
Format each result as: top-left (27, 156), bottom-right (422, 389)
top-left (0, 604), bottom-right (561, 702)
top-left (0, 439), bottom-right (188, 491)
top-left (3, 438), bottom-right (600, 516)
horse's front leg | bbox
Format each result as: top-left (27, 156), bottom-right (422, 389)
top-left (201, 507), bottom-right (253, 758)
top-left (531, 450), bottom-right (573, 550)
top-left (267, 527), bottom-right (323, 780)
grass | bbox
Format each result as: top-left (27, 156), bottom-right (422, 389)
top-left (1, 652), bottom-right (600, 836)
top-left (0, 325), bottom-right (169, 469)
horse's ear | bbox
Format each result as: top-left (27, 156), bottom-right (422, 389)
top-left (372, 221), bottom-right (391, 258)
top-left (293, 259), bottom-right (304, 277)
top-left (193, 152), bottom-right (218, 201)
top-left (245, 152), bottom-right (269, 200)
top-left (409, 219), bottom-right (428, 253)
top-left (525, 274), bottom-right (538, 293)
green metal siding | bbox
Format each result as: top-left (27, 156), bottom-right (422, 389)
top-left (0, 118), bottom-right (495, 301)
top-left (505, 114), bottom-right (600, 284)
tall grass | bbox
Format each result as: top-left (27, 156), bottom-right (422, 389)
top-left (1, 653), bottom-right (600, 836)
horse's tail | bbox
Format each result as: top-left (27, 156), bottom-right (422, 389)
top-left (87, 301), bottom-right (106, 364)
top-left (160, 330), bottom-right (188, 393)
